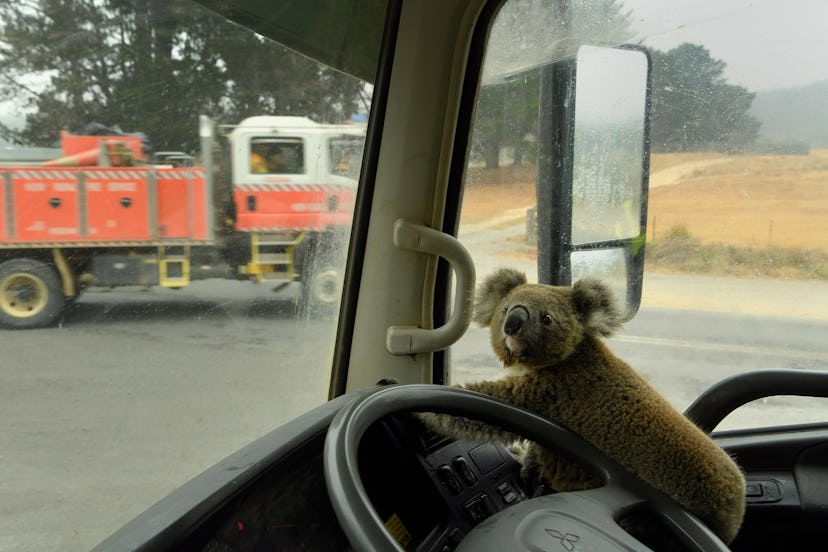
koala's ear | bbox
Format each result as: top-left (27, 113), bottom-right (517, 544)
top-left (572, 278), bottom-right (623, 336)
top-left (473, 268), bottom-right (527, 326)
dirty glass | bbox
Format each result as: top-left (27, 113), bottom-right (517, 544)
top-left (571, 45), bottom-right (647, 245)
top-left (453, 0), bottom-right (828, 431)
top-left (0, 1), bottom-right (382, 549)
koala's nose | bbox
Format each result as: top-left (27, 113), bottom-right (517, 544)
top-left (504, 306), bottom-right (529, 336)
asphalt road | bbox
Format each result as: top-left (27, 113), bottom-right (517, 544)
top-left (0, 281), bottom-right (336, 552)
top-left (453, 305), bottom-right (828, 428)
top-left (1, 278), bottom-right (827, 551)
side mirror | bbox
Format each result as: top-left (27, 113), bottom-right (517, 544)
top-left (537, 45), bottom-right (651, 320)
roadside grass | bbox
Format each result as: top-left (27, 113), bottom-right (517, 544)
top-left (647, 225), bottom-right (828, 280)
top-left (465, 152), bottom-right (828, 282)
top-left (647, 150), bottom-right (828, 253)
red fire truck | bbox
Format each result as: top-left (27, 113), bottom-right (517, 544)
top-left (0, 115), bottom-right (364, 328)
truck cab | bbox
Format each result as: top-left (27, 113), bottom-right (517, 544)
top-left (1, 1), bottom-right (827, 551)
top-left (223, 116), bottom-right (362, 232)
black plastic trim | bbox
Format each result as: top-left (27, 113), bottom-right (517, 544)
top-left (329, 0), bottom-right (401, 399)
top-left (434, 0), bottom-right (505, 384)
top-left (684, 369), bottom-right (828, 433)
top-left (92, 392), bottom-right (364, 551)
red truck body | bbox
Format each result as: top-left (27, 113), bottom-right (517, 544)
top-left (0, 166), bottom-right (209, 244)
top-left (0, 116), bottom-right (363, 328)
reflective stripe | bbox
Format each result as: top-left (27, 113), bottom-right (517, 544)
top-left (13, 170), bottom-right (77, 180)
top-left (9, 168), bottom-right (202, 180)
top-left (0, 239), bottom-right (214, 248)
top-left (235, 182), bottom-right (353, 192)
top-left (84, 170), bottom-right (149, 179)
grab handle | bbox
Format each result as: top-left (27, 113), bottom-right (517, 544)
top-left (386, 219), bottom-right (476, 355)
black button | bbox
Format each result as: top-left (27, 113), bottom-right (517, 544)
top-left (497, 481), bottom-right (518, 504)
top-left (464, 495), bottom-right (494, 523)
top-left (760, 480), bottom-right (782, 501)
top-left (437, 465), bottom-right (462, 494)
top-left (745, 479), bottom-right (783, 503)
top-left (745, 482), bottom-right (763, 497)
top-left (452, 456), bottom-right (477, 485)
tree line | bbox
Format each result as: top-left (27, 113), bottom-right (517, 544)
top-left (0, 0), bottom-right (759, 159)
top-left (0, 0), bottom-right (367, 153)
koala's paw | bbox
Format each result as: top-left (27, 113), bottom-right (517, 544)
top-left (376, 378), bottom-right (399, 386)
top-left (507, 440), bottom-right (530, 463)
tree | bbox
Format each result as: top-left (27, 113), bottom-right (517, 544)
top-left (471, 0), bottom-right (635, 169)
top-left (649, 44), bottom-right (760, 152)
top-left (0, 0), bottom-right (366, 152)
top-left (470, 72), bottom-right (540, 169)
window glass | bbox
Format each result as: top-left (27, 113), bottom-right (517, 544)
top-left (454, 0), bottom-right (828, 431)
top-left (0, 1), bottom-right (383, 549)
top-left (330, 133), bottom-right (366, 178)
top-left (250, 137), bottom-right (304, 174)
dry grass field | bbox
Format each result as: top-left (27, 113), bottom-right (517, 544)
top-left (461, 165), bottom-right (537, 225)
top-left (647, 150), bottom-right (828, 253)
top-left (461, 150), bottom-right (828, 280)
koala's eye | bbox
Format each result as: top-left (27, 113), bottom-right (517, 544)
top-left (502, 305), bottom-right (509, 314)
top-left (541, 313), bottom-right (553, 326)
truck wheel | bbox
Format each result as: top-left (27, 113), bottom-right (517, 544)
top-left (300, 262), bottom-right (341, 318)
top-left (0, 259), bottom-right (65, 329)
top-left (298, 234), bottom-right (344, 318)
top-left (309, 266), bottom-right (341, 304)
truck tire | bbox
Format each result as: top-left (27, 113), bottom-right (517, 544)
top-left (300, 261), bottom-right (341, 318)
top-left (298, 234), bottom-right (344, 318)
top-left (307, 266), bottom-right (340, 302)
top-left (0, 258), bottom-right (65, 329)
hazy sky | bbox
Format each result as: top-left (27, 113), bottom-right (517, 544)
top-left (622, 0), bottom-right (828, 92)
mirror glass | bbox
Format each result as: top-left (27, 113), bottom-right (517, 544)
top-left (571, 45), bottom-right (649, 245)
top-left (570, 248), bottom-right (629, 314)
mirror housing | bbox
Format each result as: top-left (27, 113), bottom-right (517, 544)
top-left (537, 45), bottom-right (651, 320)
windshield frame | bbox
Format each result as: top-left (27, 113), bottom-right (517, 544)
top-left (328, 0), bottom-right (402, 398)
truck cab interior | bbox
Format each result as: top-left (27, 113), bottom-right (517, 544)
top-left (2, 1), bottom-right (827, 551)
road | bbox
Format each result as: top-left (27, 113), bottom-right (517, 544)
top-left (1, 277), bottom-right (827, 551)
top-left (0, 281), bottom-right (335, 552)
top-left (453, 305), bottom-right (828, 429)
top-left (648, 157), bottom-right (732, 188)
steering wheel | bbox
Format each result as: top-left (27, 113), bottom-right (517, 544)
top-left (323, 384), bottom-right (729, 552)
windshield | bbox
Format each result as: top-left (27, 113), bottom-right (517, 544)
top-left (452, 0), bottom-right (828, 430)
top-left (2, 1), bottom-right (828, 551)
top-left (0, 1), bottom-right (384, 549)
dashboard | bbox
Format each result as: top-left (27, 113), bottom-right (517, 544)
top-left (94, 375), bottom-right (828, 552)
top-left (195, 414), bottom-right (526, 551)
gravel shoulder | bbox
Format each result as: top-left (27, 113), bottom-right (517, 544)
top-left (642, 272), bottom-right (828, 319)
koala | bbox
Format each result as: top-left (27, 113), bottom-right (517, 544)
top-left (420, 268), bottom-right (746, 544)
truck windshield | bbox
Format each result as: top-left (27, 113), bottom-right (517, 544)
top-left (452, 0), bottom-right (828, 432)
top-left (1, 1), bottom-right (827, 551)
top-left (0, 1), bottom-right (384, 549)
